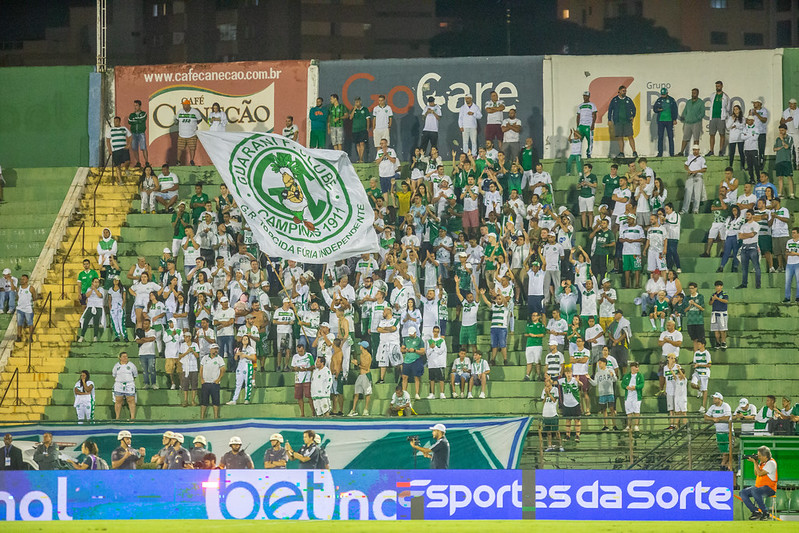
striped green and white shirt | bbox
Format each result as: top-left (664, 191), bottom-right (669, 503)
top-left (545, 351), bottom-right (564, 378)
top-left (490, 303), bottom-right (509, 329)
top-left (693, 350), bottom-right (711, 377)
top-left (106, 126), bottom-right (131, 152)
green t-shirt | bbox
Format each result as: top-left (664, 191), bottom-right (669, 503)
top-left (711, 199), bottom-right (728, 224)
top-left (128, 110), bottom-right (147, 134)
top-left (190, 193), bottom-right (209, 222)
top-left (483, 243), bottom-right (503, 271)
top-left (78, 269), bottom-right (99, 292)
top-left (711, 94), bottom-right (723, 119)
top-left (654, 298), bottom-right (670, 313)
top-left (685, 293), bottom-right (705, 326)
top-left (403, 336), bottom-right (424, 364)
top-left (602, 174), bottom-right (619, 197)
top-left (171, 212), bottom-right (191, 239)
top-left (526, 322), bottom-right (546, 347)
top-left (446, 203), bottom-right (464, 233)
top-left (520, 147), bottom-right (536, 171)
top-left (365, 187), bottom-right (383, 207)
top-left (103, 267), bottom-right (121, 290)
top-left (454, 169), bottom-right (475, 189)
top-left (507, 172), bottom-right (523, 194)
top-left (594, 229), bottom-right (615, 256)
top-left (775, 136), bottom-right (794, 164)
top-left (351, 106), bottom-right (371, 132)
top-left (616, 98), bottom-right (630, 124)
top-left (659, 98), bottom-right (672, 122)
top-left (328, 104), bottom-right (348, 128)
top-left (454, 264), bottom-right (472, 290)
top-left (578, 173), bottom-right (597, 198)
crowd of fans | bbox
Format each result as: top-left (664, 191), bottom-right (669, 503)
top-left (3, 86), bottom-right (799, 452)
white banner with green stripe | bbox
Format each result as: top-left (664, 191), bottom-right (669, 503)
top-left (4, 416), bottom-right (531, 470)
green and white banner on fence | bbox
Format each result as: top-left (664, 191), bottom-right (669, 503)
top-left (4, 417), bottom-right (532, 470)
top-left (198, 131), bottom-right (378, 263)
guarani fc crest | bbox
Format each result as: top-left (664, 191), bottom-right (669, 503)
top-left (229, 134), bottom-right (353, 244)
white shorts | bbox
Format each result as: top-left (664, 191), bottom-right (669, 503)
top-left (373, 128), bottom-right (390, 147)
top-left (376, 342), bottom-right (402, 367)
top-left (525, 346), bottom-right (543, 365)
top-left (625, 397), bottom-right (642, 414)
top-left (691, 373), bottom-right (709, 391)
top-left (647, 249), bottom-right (667, 272)
top-left (578, 196), bottom-right (595, 213)
top-left (710, 312), bottom-right (728, 332)
top-left (313, 398), bottom-right (331, 416)
top-left (708, 222), bottom-right (726, 240)
top-left (668, 393), bottom-right (687, 412)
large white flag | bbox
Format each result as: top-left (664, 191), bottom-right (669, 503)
top-left (198, 131), bottom-right (378, 263)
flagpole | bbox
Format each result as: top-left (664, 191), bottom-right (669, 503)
top-left (264, 253), bottom-right (314, 348)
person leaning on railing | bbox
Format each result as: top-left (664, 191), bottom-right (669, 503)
top-left (740, 445), bottom-right (778, 521)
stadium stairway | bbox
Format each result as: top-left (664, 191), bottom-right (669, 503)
top-left (0, 168), bottom-right (75, 335)
top-left (0, 169), bottom-right (137, 422)
top-left (32, 157), bottom-right (799, 466)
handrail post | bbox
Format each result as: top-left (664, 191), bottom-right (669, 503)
top-left (60, 222), bottom-right (86, 299)
top-left (14, 368), bottom-right (20, 406)
top-left (628, 425), bottom-right (634, 466)
top-left (687, 420), bottom-right (693, 470)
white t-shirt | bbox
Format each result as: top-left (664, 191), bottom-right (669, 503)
top-left (422, 105), bottom-right (441, 132)
top-left (659, 330), bottom-right (683, 357)
top-left (291, 352), bottom-right (314, 383)
top-left (707, 402), bottom-right (732, 433)
top-left (787, 239), bottom-right (799, 265)
top-left (621, 225), bottom-right (645, 255)
top-left (584, 324), bottom-right (605, 346)
top-left (485, 99), bottom-right (505, 125)
top-left (376, 148), bottom-right (399, 177)
top-left (771, 207), bottom-right (790, 238)
top-left (577, 102), bottom-right (597, 126)
top-left (378, 317), bottom-right (400, 345)
top-left (213, 307), bottom-right (236, 337)
top-left (200, 355), bottom-right (225, 383)
top-left (740, 221), bottom-right (759, 245)
top-left (461, 299), bottom-right (479, 327)
top-left (502, 118), bottom-right (521, 143)
top-left (176, 107), bottom-right (203, 138)
top-left (373, 105), bottom-right (393, 129)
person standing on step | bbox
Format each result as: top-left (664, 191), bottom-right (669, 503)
top-left (691, 339), bottom-right (712, 413)
top-left (587, 357), bottom-right (618, 432)
top-left (524, 311), bottom-right (547, 381)
top-left (199, 344), bottom-right (225, 419)
top-left (426, 326), bottom-right (448, 400)
top-left (139, 164), bottom-right (159, 214)
top-left (78, 277), bottom-right (105, 343)
top-left (227, 335), bottom-right (256, 406)
top-left (179, 331), bottom-right (199, 407)
top-left (105, 116), bottom-right (131, 186)
top-left (680, 88), bottom-right (705, 157)
top-left (707, 81), bottom-right (731, 157)
top-left (681, 145), bottom-right (707, 215)
top-left (291, 343), bottom-right (314, 418)
top-left (621, 361), bottom-right (644, 433)
top-left (576, 91), bottom-right (597, 159)
top-left (607, 85), bottom-right (637, 158)
top-left (742, 114), bottom-right (760, 183)
top-left (736, 210), bottom-right (762, 289)
top-left (704, 392), bottom-right (732, 470)
top-left (174, 98), bottom-right (203, 166)
top-left (0, 268), bottom-right (18, 315)
top-left (663, 203), bottom-right (682, 273)
top-left (73, 370), bottom-right (95, 424)
top-left (112, 352), bottom-right (138, 420)
top-left (752, 98), bottom-right (769, 167)
top-left (15, 274), bottom-right (35, 343)
top-left (350, 98), bottom-right (372, 163)
top-left (128, 99), bottom-right (148, 167)
top-left (348, 341), bottom-right (373, 417)
top-left (653, 87), bottom-right (678, 157)
top-left (96, 228), bottom-right (117, 282)
top-left (558, 364), bottom-right (582, 442)
top-left (684, 282), bottom-right (706, 351)
top-left (784, 227), bottom-right (799, 302)
top-left (709, 280), bottom-right (728, 350)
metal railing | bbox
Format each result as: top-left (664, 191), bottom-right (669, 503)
top-left (26, 291), bottom-right (53, 373)
top-left (530, 413), bottom-right (736, 471)
top-left (0, 368), bottom-right (21, 408)
top-left (92, 152), bottom-right (112, 227)
top-left (60, 221), bottom-right (86, 299)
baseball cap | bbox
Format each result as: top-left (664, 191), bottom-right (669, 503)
top-left (558, 206), bottom-right (568, 214)
top-left (408, 326), bottom-right (417, 335)
top-left (181, 98), bottom-right (191, 105)
top-left (712, 392), bottom-right (724, 400)
top-left (269, 433), bottom-right (284, 443)
top-left (209, 343), bottom-right (219, 350)
top-left (2, 268), bottom-right (10, 275)
top-left (751, 97), bottom-right (763, 104)
top-left (583, 91), bottom-right (590, 96)
top-left (261, 280), bottom-right (270, 287)
top-left (359, 340), bottom-right (370, 349)
top-left (117, 430), bottom-right (132, 440)
top-left (229, 436), bottom-right (242, 446)
top-left (163, 248), bottom-right (171, 254)
top-left (173, 433), bottom-right (185, 444)
top-left (320, 321), bottom-right (330, 328)
top-left (282, 297), bottom-right (291, 303)
top-left (746, 114), bottom-right (755, 120)
top-left (790, 98), bottom-right (798, 104)
top-left (738, 398), bottom-right (749, 407)
top-left (549, 340), bottom-right (559, 346)
top-left (429, 423), bottom-right (447, 433)
top-left (660, 88), bottom-right (668, 95)
top-left (457, 251), bottom-right (467, 258)
top-left (602, 277), bottom-right (611, 284)
top-left (183, 330), bottom-right (192, 336)
top-left (652, 269), bottom-right (661, 275)
top-left (692, 144), bottom-right (700, 149)
top-left (193, 435), bottom-right (207, 446)
top-left (531, 261), bottom-right (541, 267)
top-left (219, 296), bottom-right (229, 303)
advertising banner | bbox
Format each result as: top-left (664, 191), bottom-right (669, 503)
top-left (1, 417), bottom-right (530, 471)
top-left (198, 131), bottom-right (378, 262)
top-left (534, 469), bottom-right (733, 521)
top-left (318, 56), bottom-right (544, 160)
top-left (114, 61), bottom-right (311, 166)
top-left (0, 469), bottom-right (733, 521)
top-left (543, 50), bottom-right (784, 158)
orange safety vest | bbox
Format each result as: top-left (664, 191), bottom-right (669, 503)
top-left (755, 460), bottom-right (778, 492)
